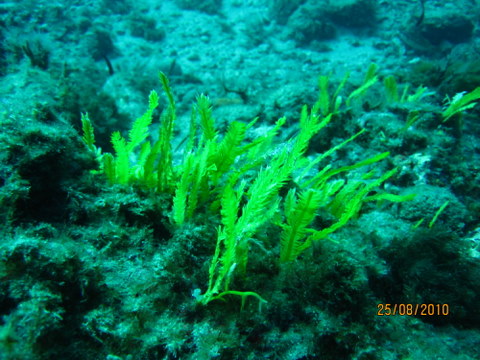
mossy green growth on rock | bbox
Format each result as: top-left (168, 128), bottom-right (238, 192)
top-left (82, 71), bottom-right (408, 307)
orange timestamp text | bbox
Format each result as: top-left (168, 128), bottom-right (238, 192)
top-left (377, 303), bottom-right (449, 316)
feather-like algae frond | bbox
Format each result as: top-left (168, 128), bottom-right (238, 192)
top-left (442, 87), bottom-right (480, 122)
top-left (127, 90), bottom-right (158, 152)
top-left (196, 94), bottom-right (217, 141)
top-left (111, 131), bottom-right (129, 185)
top-left (280, 189), bottom-right (324, 263)
top-left (157, 72), bottom-right (176, 193)
top-left (81, 113), bottom-right (96, 152)
top-left (212, 121), bottom-right (248, 182)
top-left (172, 153), bottom-right (194, 225)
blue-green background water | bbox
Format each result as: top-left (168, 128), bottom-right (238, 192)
top-left (0, 0), bottom-right (479, 359)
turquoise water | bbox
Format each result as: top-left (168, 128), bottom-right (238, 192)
top-left (0, 1), bottom-right (479, 359)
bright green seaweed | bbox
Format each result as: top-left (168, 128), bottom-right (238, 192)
top-left (82, 70), bottom-right (408, 308)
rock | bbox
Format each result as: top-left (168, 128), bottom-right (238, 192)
top-left (420, 13), bottom-right (474, 45)
top-left (287, 2), bottom-right (336, 45)
top-left (325, 0), bottom-right (377, 28)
